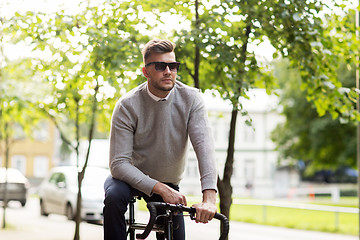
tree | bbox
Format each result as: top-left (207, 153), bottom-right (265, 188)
top-left (271, 7), bottom-right (360, 174)
top-left (1, 10), bottom-right (44, 226)
top-left (0, 96), bottom-right (29, 228)
top-left (5, 1), bottom-right (360, 238)
top-left (6, 1), bottom-right (147, 239)
top-left (201, 0), bottom-right (360, 222)
top-left (123, 0), bottom-right (360, 226)
top-left (271, 59), bottom-right (357, 175)
top-left (0, 58), bottom-right (41, 228)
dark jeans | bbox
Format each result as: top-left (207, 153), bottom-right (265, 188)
top-left (103, 176), bottom-right (185, 240)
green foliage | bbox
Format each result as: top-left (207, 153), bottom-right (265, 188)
top-left (4, 2), bottom-right (153, 238)
top-left (2, 0), bottom-right (360, 233)
top-left (271, 59), bottom-right (357, 172)
top-left (142, 0), bottom-right (360, 123)
top-left (4, 0), bottom-right (359, 156)
top-left (5, 0), bottom-right (355, 140)
top-left (0, 94), bottom-right (38, 141)
top-left (128, 0), bottom-right (360, 219)
top-left (270, 5), bottom-right (359, 171)
top-left (0, 58), bottom-right (42, 142)
top-left (5, 1), bottom-right (149, 144)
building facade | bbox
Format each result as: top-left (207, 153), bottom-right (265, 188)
top-left (5, 89), bottom-right (296, 197)
top-left (180, 89), bottom-right (290, 198)
top-left (0, 121), bottom-right (58, 183)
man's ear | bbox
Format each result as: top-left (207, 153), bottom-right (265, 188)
top-left (142, 67), bottom-right (149, 78)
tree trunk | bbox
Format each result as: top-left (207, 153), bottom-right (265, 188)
top-left (194, 0), bottom-right (200, 89)
top-left (73, 84), bottom-right (98, 240)
top-left (217, 109), bottom-right (238, 238)
top-left (73, 97), bottom-right (81, 240)
top-left (2, 123), bottom-right (10, 229)
top-left (73, 171), bottom-right (84, 240)
top-left (217, 21), bottom-right (251, 220)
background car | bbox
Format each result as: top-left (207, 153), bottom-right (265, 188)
top-left (38, 166), bottom-right (109, 223)
top-left (0, 167), bottom-right (30, 207)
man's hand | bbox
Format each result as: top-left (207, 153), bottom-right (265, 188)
top-left (192, 189), bottom-right (217, 224)
top-left (152, 182), bottom-right (187, 205)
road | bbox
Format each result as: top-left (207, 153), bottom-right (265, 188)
top-left (0, 197), bottom-right (357, 240)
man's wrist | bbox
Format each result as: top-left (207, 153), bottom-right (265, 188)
top-left (152, 182), bottom-right (172, 197)
top-left (152, 182), bottom-right (164, 195)
top-left (202, 189), bottom-right (217, 204)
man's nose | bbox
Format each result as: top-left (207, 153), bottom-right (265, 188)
top-left (163, 66), bottom-right (171, 74)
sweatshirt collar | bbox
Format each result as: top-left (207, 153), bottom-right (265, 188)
top-left (146, 83), bottom-right (173, 102)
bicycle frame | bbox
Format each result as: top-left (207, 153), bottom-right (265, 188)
top-left (127, 198), bottom-right (174, 240)
top-left (127, 198), bottom-right (229, 240)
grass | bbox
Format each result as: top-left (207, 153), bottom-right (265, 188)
top-left (231, 204), bottom-right (358, 235)
top-left (308, 196), bottom-right (358, 208)
top-left (0, 223), bottom-right (17, 230)
top-left (137, 196), bottom-right (359, 235)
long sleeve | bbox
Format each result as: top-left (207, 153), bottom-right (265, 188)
top-left (188, 92), bottom-right (217, 192)
top-left (108, 81), bottom-right (217, 196)
top-left (109, 99), bottom-right (158, 196)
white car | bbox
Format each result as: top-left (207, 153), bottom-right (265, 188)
top-left (0, 167), bottom-right (30, 207)
top-left (38, 166), bottom-right (109, 223)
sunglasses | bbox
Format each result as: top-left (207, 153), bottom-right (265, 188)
top-left (145, 62), bottom-right (181, 72)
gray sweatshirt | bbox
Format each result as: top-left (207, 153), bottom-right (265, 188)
top-left (109, 81), bottom-right (217, 196)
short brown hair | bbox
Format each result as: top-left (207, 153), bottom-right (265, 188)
top-left (142, 39), bottom-right (176, 63)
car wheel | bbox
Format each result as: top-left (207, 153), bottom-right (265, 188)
top-left (40, 199), bottom-right (49, 216)
top-left (66, 203), bottom-right (74, 221)
top-left (20, 199), bottom-right (26, 207)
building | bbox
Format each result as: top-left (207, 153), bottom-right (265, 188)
top-left (69, 89), bottom-right (293, 198)
top-left (180, 89), bottom-right (291, 198)
top-left (15, 88), bottom-right (293, 198)
top-left (0, 121), bottom-right (58, 185)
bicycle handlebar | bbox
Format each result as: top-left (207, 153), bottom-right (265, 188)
top-left (136, 202), bottom-right (230, 240)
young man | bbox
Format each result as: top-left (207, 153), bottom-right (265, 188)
top-left (103, 39), bottom-right (217, 240)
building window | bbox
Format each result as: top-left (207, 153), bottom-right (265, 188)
top-left (11, 155), bottom-right (27, 175)
top-left (34, 156), bottom-right (49, 177)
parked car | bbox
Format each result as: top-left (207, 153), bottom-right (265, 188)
top-left (0, 167), bottom-right (30, 207)
top-left (38, 166), bottom-right (109, 223)
top-left (302, 166), bottom-right (358, 183)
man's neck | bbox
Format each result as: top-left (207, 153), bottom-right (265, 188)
top-left (146, 83), bottom-right (173, 101)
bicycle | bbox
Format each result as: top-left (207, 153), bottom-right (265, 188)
top-left (127, 197), bottom-right (230, 240)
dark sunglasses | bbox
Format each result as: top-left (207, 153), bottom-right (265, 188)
top-left (145, 62), bottom-right (181, 72)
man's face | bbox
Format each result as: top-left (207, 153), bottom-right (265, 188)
top-left (142, 52), bottom-right (177, 98)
